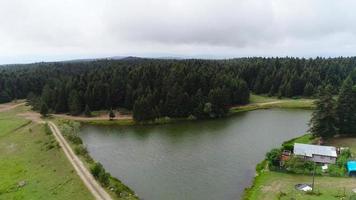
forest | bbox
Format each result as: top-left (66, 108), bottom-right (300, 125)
top-left (0, 57), bottom-right (355, 121)
top-left (310, 69), bottom-right (356, 137)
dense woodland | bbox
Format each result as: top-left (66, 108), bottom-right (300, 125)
top-left (1, 57), bottom-right (356, 121)
top-left (310, 70), bottom-right (356, 137)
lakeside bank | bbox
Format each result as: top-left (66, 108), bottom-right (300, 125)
top-left (55, 94), bottom-right (316, 127)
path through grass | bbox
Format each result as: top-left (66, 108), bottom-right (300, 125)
top-left (0, 105), bottom-right (94, 200)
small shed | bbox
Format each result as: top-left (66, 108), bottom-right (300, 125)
top-left (294, 143), bottom-right (337, 164)
top-left (347, 161), bottom-right (356, 176)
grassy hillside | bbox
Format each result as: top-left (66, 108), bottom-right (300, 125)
top-left (0, 106), bottom-right (94, 200)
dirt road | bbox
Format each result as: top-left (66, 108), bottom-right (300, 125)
top-left (48, 121), bottom-right (113, 200)
top-left (1, 101), bottom-right (112, 200)
top-left (0, 102), bottom-right (26, 112)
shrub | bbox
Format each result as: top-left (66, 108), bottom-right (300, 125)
top-left (60, 121), bottom-right (83, 144)
top-left (282, 143), bottom-right (294, 151)
top-left (154, 117), bottom-right (171, 124)
top-left (74, 145), bottom-right (88, 156)
top-left (284, 156), bottom-right (319, 174)
top-left (266, 148), bottom-right (282, 167)
top-left (187, 115), bottom-right (197, 120)
top-left (256, 160), bottom-right (267, 173)
top-left (44, 123), bottom-right (51, 135)
top-left (337, 149), bottom-right (351, 168)
top-left (90, 162), bottom-right (110, 187)
top-left (328, 164), bottom-right (346, 177)
top-left (67, 135), bottom-right (83, 145)
top-left (90, 162), bottom-right (103, 178)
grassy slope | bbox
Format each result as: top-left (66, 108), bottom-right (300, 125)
top-left (0, 106), bottom-right (93, 200)
top-left (246, 134), bottom-right (356, 200)
top-left (248, 172), bottom-right (355, 200)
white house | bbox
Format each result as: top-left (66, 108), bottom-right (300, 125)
top-left (293, 143), bottom-right (337, 164)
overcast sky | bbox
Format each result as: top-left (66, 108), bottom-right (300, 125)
top-left (1, 0), bottom-right (356, 64)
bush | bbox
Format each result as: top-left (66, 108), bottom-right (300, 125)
top-left (74, 145), bottom-right (88, 156)
top-left (337, 149), bottom-right (351, 168)
top-left (44, 123), bottom-right (52, 135)
top-left (67, 134), bottom-right (83, 145)
top-left (284, 156), bottom-right (319, 174)
top-left (90, 162), bottom-right (110, 187)
top-left (282, 143), bottom-right (294, 151)
top-left (90, 162), bottom-right (103, 178)
top-left (328, 164), bottom-right (346, 177)
top-left (256, 160), bottom-right (267, 173)
top-left (60, 121), bottom-right (83, 144)
top-left (187, 115), bottom-right (197, 120)
top-left (266, 148), bottom-right (282, 167)
top-left (154, 116), bottom-right (171, 124)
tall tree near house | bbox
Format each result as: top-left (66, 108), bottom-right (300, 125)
top-left (309, 85), bottom-right (338, 138)
top-left (336, 77), bottom-right (356, 135)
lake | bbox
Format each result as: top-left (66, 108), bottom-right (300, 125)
top-left (80, 109), bottom-right (312, 200)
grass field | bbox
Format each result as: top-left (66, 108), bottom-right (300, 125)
top-left (231, 94), bottom-right (315, 114)
top-left (235, 94), bottom-right (316, 112)
top-left (246, 171), bottom-right (356, 200)
top-left (0, 105), bottom-right (93, 200)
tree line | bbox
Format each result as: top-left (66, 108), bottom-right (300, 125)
top-left (1, 57), bottom-right (356, 121)
top-left (309, 70), bottom-right (356, 138)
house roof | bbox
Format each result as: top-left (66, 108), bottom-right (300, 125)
top-left (294, 143), bottom-right (337, 157)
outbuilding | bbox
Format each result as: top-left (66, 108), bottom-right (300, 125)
top-left (347, 161), bottom-right (356, 176)
top-left (293, 143), bottom-right (337, 164)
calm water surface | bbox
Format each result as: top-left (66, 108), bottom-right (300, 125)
top-left (80, 109), bottom-right (311, 200)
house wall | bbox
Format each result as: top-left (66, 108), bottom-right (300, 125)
top-left (305, 155), bottom-right (336, 164)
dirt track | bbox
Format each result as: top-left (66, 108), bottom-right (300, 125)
top-left (48, 121), bottom-right (112, 200)
top-left (0, 102), bottom-right (26, 112)
top-left (1, 102), bottom-right (112, 200)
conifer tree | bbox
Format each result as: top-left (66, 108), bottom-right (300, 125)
top-left (68, 90), bottom-right (82, 116)
top-left (336, 78), bottom-right (355, 134)
top-left (40, 103), bottom-right (49, 117)
top-left (84, 104), bottom-right (92, 117)
top-left (309, 85), bottom-right (338, 138)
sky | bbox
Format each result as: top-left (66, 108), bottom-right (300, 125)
top-left (1, 0), bottom-right (356, 64)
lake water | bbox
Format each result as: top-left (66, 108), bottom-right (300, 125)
top-left (80, 109), bottom-right (312, 200)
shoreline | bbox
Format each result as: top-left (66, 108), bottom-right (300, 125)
top-left (59, 96), bottom-right (315, 127)
top-left (53, 119), bottom-right (139, 200)
top-left (242, 134), bottom-right (315, 200)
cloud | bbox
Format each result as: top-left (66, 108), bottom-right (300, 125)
top-left (0, 0), bottom-right (356, 64)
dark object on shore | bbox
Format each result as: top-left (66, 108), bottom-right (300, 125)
top-left (109, 109), bottom-right (116, 120)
